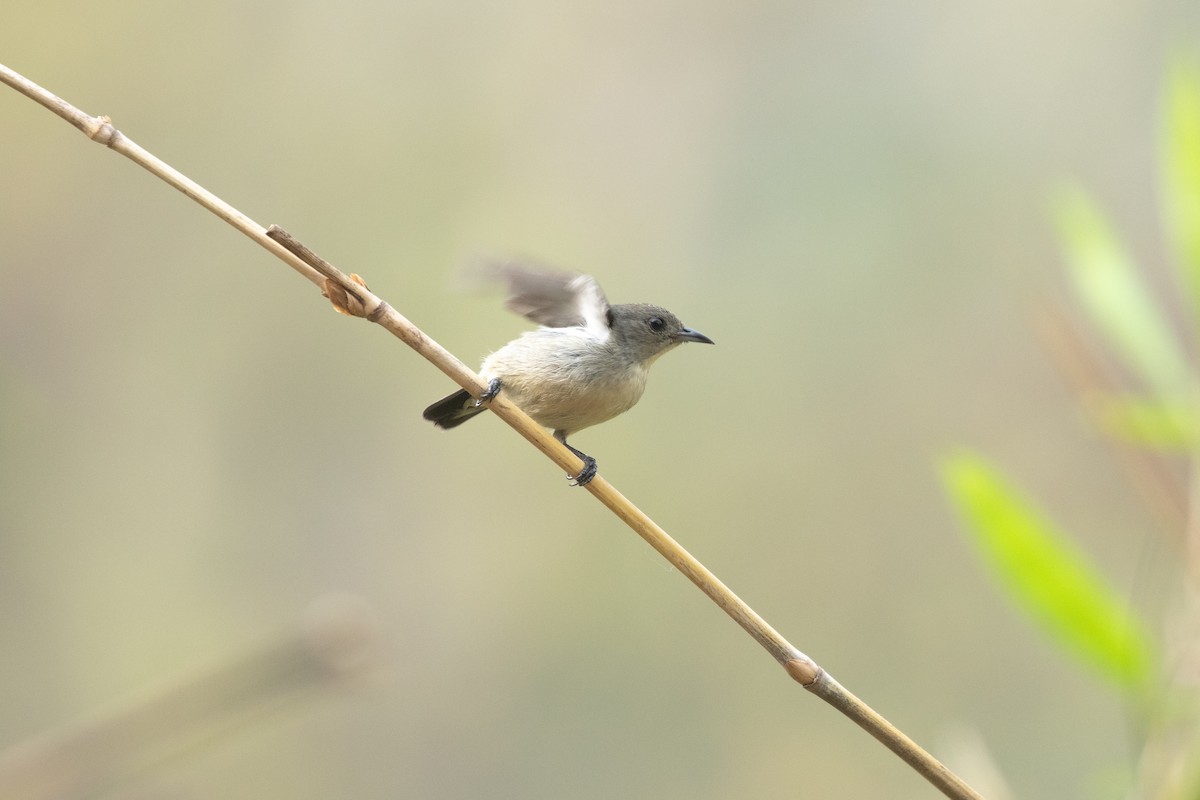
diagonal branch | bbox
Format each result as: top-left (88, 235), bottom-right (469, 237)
top-left (0, 594), bottom-right (378, 800)
top-left (1032, 302), bottom-right (1188, 540)
top-left (0, 61), bottom-right (985, 800)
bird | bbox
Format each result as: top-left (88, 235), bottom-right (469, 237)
top-left (422, 262), bottom-right (714, 485)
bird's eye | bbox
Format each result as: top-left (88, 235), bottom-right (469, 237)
top-left (648, 317), bottom-right (666, 332)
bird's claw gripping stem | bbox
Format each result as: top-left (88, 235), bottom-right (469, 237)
top-left (474, 378), bottom-right (502, 408)
top-left (568, 456), bottom-right (598, 486)
top-left (558, 440), bottom-right (598, 486)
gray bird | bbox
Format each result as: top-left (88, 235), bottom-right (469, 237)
top-left (422, 263), bottom-right (714, 485)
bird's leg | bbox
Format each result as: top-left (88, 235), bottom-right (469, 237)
top-left (555, 430), bottom-right (598, 486)
top-left (474, 377), bottom-right (502, 407)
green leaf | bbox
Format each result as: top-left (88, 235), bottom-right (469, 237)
top-left (1051, 184), bottom-right (1192, 399)
top-left (1163, 55), bottom-right (1200, 317)
top-left (1089, 392), bottom-right (1200, 449)
top-left (940, 451), bottom-right (1156, 694)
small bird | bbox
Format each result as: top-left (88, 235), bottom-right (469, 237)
top-left (423, 263), bottom-right (714, 485)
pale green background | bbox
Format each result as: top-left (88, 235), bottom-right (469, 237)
top-left (1, 1), bottom-right (1193, 797)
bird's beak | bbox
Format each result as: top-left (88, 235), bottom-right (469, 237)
top-left (675, 327), bottom-right (715, 345)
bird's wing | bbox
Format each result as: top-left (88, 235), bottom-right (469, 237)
top-left (492, 262), bottom-right (611, 335)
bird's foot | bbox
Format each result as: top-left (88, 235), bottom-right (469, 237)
top-left (568, 455), bottom-right (598, 486)
top-left (474, 378), bottom-right (502, 408)
top-left (559, 441), bottom-right (598, 486)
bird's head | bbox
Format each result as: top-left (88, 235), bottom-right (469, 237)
top-left (609, 303), bottom-right (714, 366)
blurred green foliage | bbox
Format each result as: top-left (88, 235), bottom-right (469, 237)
top-left (942, 54), bottom-right (1200, 797)
top-left (1165, 57), bottom-right (1200, 317)
top-left (1051, 184), bottom-right (1190, 399)
top-left (942, 451), bottom-right (1155, 693)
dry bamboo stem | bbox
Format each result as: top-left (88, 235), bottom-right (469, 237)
top-left (0, 594), bottom-right (377, 800)
top-left (0, 61), bottom-right (985, 800)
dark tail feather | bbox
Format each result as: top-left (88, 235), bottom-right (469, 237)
top-left (423, 388), bottom-right (487, 430)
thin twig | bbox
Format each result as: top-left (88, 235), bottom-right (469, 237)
top-left (0, 594), bottom-right (377, 800)
top-left (1, 62), bottom-right (985, 800)
top-left (1032, 302), bottom-right (1187, 540)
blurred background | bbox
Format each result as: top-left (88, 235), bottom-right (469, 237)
top-left (2, 1), bottom-right (1198, 797)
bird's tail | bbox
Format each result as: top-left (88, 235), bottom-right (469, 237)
top-left (422, 388), bottom-right (488, 430)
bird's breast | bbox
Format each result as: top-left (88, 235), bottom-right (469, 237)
top-left (480, 329), bottom-right (649, 434)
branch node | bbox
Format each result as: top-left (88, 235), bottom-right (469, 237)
top-left (366, 298), bottom-right (392, 324)
top-left (83, 114), bottom-right (119, 147)
top-left (324, 274), bottom-right (371, 317)
top-left (264, 226), bottom-right (375, 317)
top-left (784, 656), bottom-right (822, 686)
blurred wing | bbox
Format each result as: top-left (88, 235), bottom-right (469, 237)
top-left (492, 261), bottom-right (611, 335)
